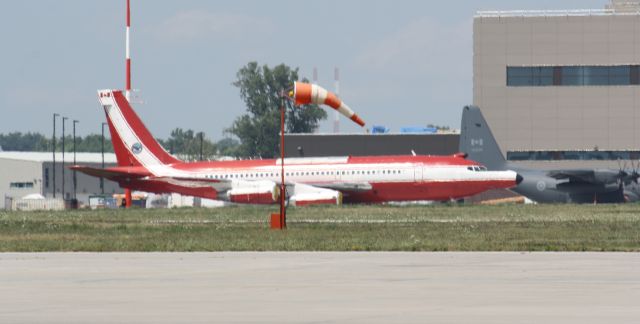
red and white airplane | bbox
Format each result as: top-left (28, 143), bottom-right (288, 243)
top-left (72, 90), bottom-right (521, 205)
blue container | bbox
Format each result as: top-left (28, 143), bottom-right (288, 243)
top-left (400, 126), bottom-right (437, 134)
top-left (371, 125), bottom-right (390, 134)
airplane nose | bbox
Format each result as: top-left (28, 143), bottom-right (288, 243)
top-left (516, 174), bottom-right (524, 185)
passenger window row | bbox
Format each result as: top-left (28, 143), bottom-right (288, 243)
top-left (201, 169), bottom-right (404, 180)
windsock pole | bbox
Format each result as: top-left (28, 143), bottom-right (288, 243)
top-left (270, 92), bottom-right (287, 230)
top-left (124, 0), bottom-right (132, 208)
top-left (333, 67), bottom-right (340, 133)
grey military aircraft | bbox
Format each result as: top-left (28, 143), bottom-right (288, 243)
top-left (460, 105), bottom-right (640, 203)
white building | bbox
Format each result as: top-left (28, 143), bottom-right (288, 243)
top-left (0, 152), bottom-right (119, 209)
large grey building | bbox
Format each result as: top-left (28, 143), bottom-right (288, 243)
top-left (0, 152), bottom-right (119, 209)
top-left (474, 0), bottom-right (640, 169)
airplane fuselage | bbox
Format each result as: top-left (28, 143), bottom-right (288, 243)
top-left (122, 155), bottom-right (518, 203)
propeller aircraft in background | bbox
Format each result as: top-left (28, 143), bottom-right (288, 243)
top-left (460, 105), bottom-right (640, 203)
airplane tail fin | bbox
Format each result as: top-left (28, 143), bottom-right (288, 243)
top-left (98, 90), bottom-right (181, 168)
top-left (459, 105), bottom-right (507, 170)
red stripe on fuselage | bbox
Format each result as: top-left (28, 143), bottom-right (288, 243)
top-left (343, 180), bottom-right (516, 203)
top-left (294, 198), bottom-right (338, 206)
top-left (228, 192), bottom-right (276, 204)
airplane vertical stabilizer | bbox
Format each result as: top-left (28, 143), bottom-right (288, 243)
top-left (460, 105), bottom-right (507, 170)
top-left (98, 90), bottom-right (181, 169)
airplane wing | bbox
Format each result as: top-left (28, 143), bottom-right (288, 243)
top-left (546, 169), bottom-right (621, 184)
top-left (160, 177), bottom-right (344, 205)
top-left (546, 170), bottom-right (597, 183)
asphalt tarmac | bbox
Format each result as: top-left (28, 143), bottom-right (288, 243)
top-left (0, 252), bottom-right (638, 323)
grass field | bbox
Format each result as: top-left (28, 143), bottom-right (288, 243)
top-left (1, 204), bottom-right (639, 252)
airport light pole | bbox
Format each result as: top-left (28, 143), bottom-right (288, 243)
top-left (101, 122), bottom-right (107, 194)
top-left (62, 117), bottom-right (68, 200)
top-left (73, 120), bottom-right (79, 200)
top-left (52, 113), bottom-right (59, 198)
top-left (199, 132), bottom-right (204, 161)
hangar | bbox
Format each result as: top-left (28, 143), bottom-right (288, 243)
top-left (474, 0), bottom-right (640, 170)
top-left (0, 152), bottom-right (119, 209)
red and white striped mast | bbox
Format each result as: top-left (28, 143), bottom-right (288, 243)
top-left (124, 0), bottom-right (133, 207)
top-left (125, 0), bottom-right (132, 102)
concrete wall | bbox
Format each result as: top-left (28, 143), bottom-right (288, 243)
top-left (474, 13), bottom-right (640, 168)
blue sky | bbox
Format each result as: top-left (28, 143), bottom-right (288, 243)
top-left (0, 0), bottom-right (605, 139)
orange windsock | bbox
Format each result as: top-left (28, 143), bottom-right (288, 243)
top-left (292, 82), bottom-right (365, 127)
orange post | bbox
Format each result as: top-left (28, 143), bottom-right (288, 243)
top-left (270, 92), bottom-right (287, 230)
top-left (270, 213), bottom-right (283, 229)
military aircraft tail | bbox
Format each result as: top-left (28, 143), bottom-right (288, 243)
top-left (459, 105), bottom-right (507, 170)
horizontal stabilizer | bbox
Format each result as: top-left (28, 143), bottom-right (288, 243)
top-left (70, 165), bottom-right (151, 180)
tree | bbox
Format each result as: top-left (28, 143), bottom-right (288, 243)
top-left (215, 137), bottom-right (240, 157)
top-left (0, 132), bottom-right (115, 153)
top-left (0, 132), bottom-right (50, 151)
top-left (160, 128), bottom-right (217, 161)
top-left (75, 134), bottom-right (114, 153)
top-left (228, 62), bottom-right (327, 158)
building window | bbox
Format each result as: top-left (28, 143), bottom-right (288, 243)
top-left (507, 150), bottom-right (640, 161)
top-left (10, 182), bottom-right (34, 189)
top-left (44, 168), bottom-right (49, 188)
top-left (507, 65), bottom-right (640, 87)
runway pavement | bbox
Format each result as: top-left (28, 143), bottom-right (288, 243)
top-left (0, 252), bottom-right (638, 323)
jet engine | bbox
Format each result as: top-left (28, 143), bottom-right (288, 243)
top-left (222, 180), bottom-right (280, 204)
top-left (289, 183), bottom-right (342, 206)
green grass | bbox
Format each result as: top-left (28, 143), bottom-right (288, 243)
top-left (0, 204), bottom-right (639, 251)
